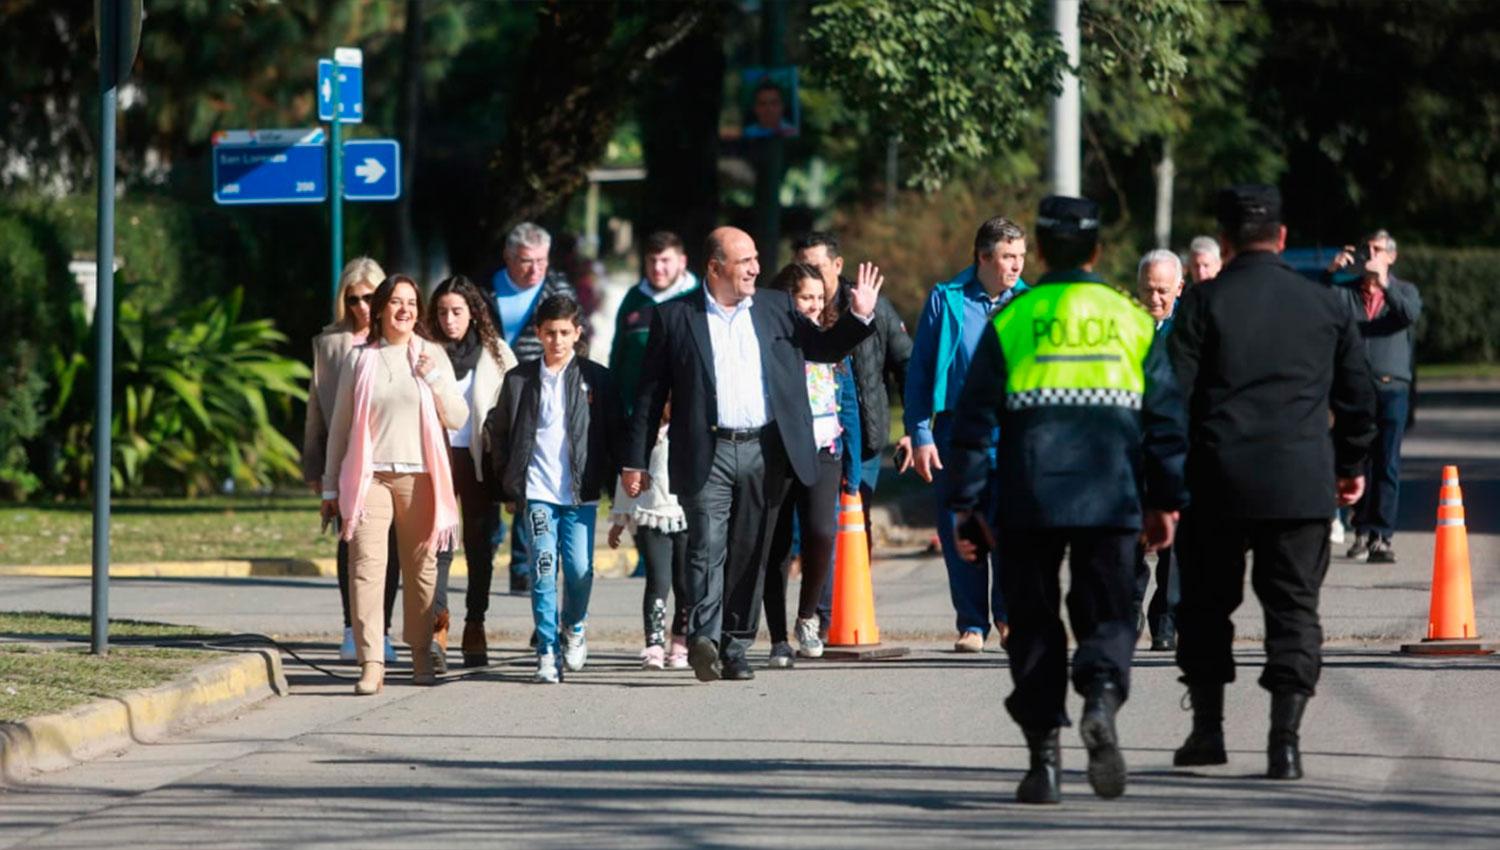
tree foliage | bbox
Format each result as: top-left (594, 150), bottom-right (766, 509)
top-left (806, 0), bottom-right (1209, 191)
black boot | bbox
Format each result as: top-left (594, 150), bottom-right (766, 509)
top-left (1079, 678), bottom-right (1127, 799)
top-left (1173, 684), bottom-right (1228, 766)
top-left (1016, 728), bottom-right (1061, 804)
top-left (1267, 690), bottom-right (1309, 780)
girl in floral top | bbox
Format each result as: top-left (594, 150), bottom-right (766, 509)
top-left (761, 263), bottom-right (862, 667)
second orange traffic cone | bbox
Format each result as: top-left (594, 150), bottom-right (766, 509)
top-left (1401, 465), bottom-right (1491, 655)
top-left (824, 491), bottom-right (907, 660)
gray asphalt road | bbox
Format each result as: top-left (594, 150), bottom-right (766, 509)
top-left (1, 380), bottom-right (1497, 848)
top-left (2, 643), bottom-right (1498, 849)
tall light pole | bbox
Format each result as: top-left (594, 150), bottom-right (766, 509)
top-left (1050, 0), bottom-right (1081, 197)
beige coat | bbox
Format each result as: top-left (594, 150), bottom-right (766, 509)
top-left (466, 342), bottom-right (518, 481)
top-left (301, 327), bottom-right (359, 484)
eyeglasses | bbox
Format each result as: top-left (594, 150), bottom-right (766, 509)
top-left (345, 294), bottom-right (373, 307)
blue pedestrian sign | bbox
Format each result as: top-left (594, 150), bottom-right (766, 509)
top-left (212, 129), bottom-right (327, 205)
top-left (317, 52), bottom-right (364, 123)
top-left (342, 139), bottom-right (402, 202)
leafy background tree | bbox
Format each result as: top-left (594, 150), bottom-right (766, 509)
top-left (1, 0), bottom-right (1497, 500)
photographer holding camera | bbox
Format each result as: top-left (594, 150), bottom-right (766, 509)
top-left (1323, 229), bottom-right (1422, 563)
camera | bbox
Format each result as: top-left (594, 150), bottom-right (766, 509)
top-left (1347, 244), bottom-right (1370, 268)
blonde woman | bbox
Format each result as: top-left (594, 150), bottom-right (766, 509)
top-left (428, 275), bottom-right (518, 669)
top-left (321, 275), bottom-right (468, 694)
top-left (303, 257), bottom-right (402, 663)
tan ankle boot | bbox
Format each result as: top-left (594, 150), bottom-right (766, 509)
top-left (354, 662), bottom-right (384, 695)
top-left (462, 620), bottom-right (488, 668)
top-left (432, 609), bottom-right (450, 674)
top-left (411, 642), bottom-right (436, 686)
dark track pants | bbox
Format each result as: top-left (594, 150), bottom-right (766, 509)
top-left (1175, 512), bottom-right (1330, 696)
top-left (1000, 528), bottom-right (1138, 731)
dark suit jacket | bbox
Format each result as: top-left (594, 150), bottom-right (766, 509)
top-left (1169, 251), bottom-right (1378, 519)
top-left (626, 286), bottom-right (874, 497)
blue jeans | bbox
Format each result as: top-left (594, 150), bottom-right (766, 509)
top-left (525, 500), bottom-right (597, 656)
top-left (1355, 384), bottom-right (1410, 539)
top-left (934, 461), bottom-right (1005, 634)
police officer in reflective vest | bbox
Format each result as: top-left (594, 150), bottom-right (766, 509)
top-left (948, 196), bottom-right (1189, 804)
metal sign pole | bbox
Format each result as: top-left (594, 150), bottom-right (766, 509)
top-left (329, 65), bottom-right (345, 316)
top-left (91, 0), bottom-right (121, 656)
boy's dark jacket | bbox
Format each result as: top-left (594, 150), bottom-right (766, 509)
top-left (482, 356), bottom-right (625, 504)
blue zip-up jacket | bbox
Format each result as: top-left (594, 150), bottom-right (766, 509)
top-left (835, 358), bottom-right (862, 493)
top-left (903, 266), bottom-right (1028, 447)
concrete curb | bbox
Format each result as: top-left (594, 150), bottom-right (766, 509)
top-left (0, 546), bottom-right (642, 580)
top-left (0, 648), bottom-right (288, 785)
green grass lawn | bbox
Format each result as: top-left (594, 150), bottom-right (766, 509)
top-left (0, 495), bottom-right (332, 566)
top-left (0, 613), bottom-right (220, 723)
top-left (1418, 362), bottom-right (1500, 380)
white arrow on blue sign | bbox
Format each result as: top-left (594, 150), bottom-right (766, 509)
top-left (342, 139), bottom-right (401, 202)
top-left (212, 128), bottom-right (327, 205)
top-left (317, 57), bottom-right (364, 124)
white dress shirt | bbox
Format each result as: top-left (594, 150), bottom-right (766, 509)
top-left (525, 359), bottom-right (575, 505)
top-left (704, 291), bottom-right (770, 429)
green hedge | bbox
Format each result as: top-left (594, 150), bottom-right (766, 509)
top-left (1400, 247), bottom-right (1500, 364)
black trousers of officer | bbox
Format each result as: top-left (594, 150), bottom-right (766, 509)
top-left (1175, 511), bottom-right (1330, 695)
top-left (1000, 527), bottom-right (1138, 731)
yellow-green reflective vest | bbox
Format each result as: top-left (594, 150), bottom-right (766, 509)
top-left (991, 282), bottom-right (1156, 411)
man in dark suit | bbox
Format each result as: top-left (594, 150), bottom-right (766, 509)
top-left (1169, 185), bottom-right (1377, 781)
top-left (622, 226), bottom-right (879, 683)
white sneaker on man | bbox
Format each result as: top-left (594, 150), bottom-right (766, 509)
top-left (769, 641), bottom-right (796, 668)
top-left (534, 652), bottom-right (561, 684)
top-left (563, 625), bottom-right (588, 672)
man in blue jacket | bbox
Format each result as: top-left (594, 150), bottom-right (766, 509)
top-left (903, 217), bottom-right (1028, 652)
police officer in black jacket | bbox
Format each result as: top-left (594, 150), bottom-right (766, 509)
top-left (949, 196), bottom-right (1189, 804)
top-left (1168, 185), bottom-right (1377, 781)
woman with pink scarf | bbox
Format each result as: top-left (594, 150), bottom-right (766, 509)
top-left (302, 257), bottom-right (403, 665)
top-left (321, 274), bottom-right (468, 695)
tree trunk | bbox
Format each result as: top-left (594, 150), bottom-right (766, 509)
top-left (640, 4), bottom-right (726, 268)
top-left (391, 0), bottom-right (424, 273)
top-left (1153, 136), bottom-right (1176, 250)
top-left (486, 1), bottom-right (710, 257)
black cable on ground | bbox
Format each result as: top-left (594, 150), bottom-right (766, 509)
top-left (24, 633), bottom-right (534, 682)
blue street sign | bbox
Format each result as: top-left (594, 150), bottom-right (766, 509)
top-left (342, 139), bottom-right (402, 201)
top-left (317, 58), bottom-right (364, 123)
top-left (212, 129), bottom-right (327, 205)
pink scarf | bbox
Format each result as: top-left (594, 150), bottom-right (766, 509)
top-left (338, 337), bottom-right (460, 554)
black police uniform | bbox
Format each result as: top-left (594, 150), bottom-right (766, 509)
top-left (948, 196), bottom-right (1190, 802)
top-left (1168, 185), bottom-right (1377, 778)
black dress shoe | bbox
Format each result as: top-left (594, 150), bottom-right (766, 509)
top-left (1150, 634), bottom-right (1177, 652)
top-left (1079, 678), bottom-right (1127, 799)
top-left (722, 657), bottom-right (756, 681)
top-left (1016, 727), bottom-right (1062, 804)
top-left (687, 636), bottom-right (721, 682)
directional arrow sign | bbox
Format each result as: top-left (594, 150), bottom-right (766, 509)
top-left (317, 56), bottom-right (364, 124)
top-left (342, 139), bottom-right (401, 201)
top-left (212, 129), bottom-right (327, 205)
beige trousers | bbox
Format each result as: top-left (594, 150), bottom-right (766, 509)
top-left (349, 472), bottom-right (438, 663)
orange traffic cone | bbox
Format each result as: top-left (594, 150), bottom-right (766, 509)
top-left (824, 491), bottom-right (908, 660)
top-left (1401, 466), bottom-right (1491, 655)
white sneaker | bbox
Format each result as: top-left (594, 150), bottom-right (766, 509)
top-left (534, 652), bottom-right (561, 684)
top-left (562, 626), bottom-right (588, 672)
top-left (795, 617), bottom-right (825, 658)
top-left (383, 635), bottom-right (398, 664)
top-left (1330, 515), bottom-right (1346, 545)
top-left (769, 641), bottom-right (796, 668)
top-left (339, 627), bottom-right (357, 661)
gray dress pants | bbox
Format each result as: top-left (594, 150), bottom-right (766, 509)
top-left (678, 429), bottom-right (792, 663)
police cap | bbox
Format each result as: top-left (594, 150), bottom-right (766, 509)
top-left (1036, 196), bottom-right (1101, 236)
top-left (1215, 184), bottom-right (1282, 233)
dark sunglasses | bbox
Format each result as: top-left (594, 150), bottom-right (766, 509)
top-left (345, 293), bottom-right (373, 307)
